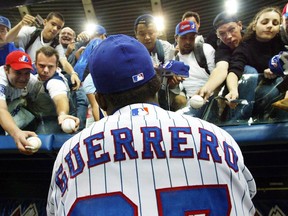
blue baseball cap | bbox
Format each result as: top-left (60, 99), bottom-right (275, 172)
top-left (95, 25), bottom-right (106, 35)
top-left (161, 60), bottom-right (189, 78)
top-left (88, 34), bottom-right (156, 94)
top-left (269, 51), bottom-right (288, 76)
top-left (0, 16), bottom-right (11, 30)
top-left (175, 20), bottom-right (197, 36)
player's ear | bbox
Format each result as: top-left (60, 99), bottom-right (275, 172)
top-left (95, 93), bottom-right (107, 111)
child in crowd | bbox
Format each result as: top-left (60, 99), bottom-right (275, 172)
top-left (225, 6), bottom-right (287, 121)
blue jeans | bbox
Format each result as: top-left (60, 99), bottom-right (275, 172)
top-left (70, 87), bottom-right (89, 130)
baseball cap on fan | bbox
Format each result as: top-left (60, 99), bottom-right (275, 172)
top-left (161, 60), bottom-right (190, 78)
top-left (175, 20), bottom-right (197, 36)
top-left (88, 34), bottom-right (156, 94)
top-left (94, 25), bottom-right (106, 35)
top-left (213, 12), bottom-right (239, 29)
top-left (282, 3), bottom-right (288, 17)
top-left (0, 15), bottom-right (11, 30)
top-left (269, 51), bottom-right (288, 76)
top-left (6, 51), bottom-right (33, 70)
top-left (134, 14), bottom-right (155, 29)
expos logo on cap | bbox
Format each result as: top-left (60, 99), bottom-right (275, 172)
top-left (163, 60), bottom-right (174, 70)
top-left (19, 55), bottom-right (30, 63)
top-left (6, 51), bottom-right (33, 70)
top-left (269, 51), bottom-right (288, 76)
top-left (162, 60), bottom-right (189, 78)
top-left (175, 20), bottom-right (197, 36)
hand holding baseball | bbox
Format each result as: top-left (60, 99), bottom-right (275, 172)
top-left (61, 118), bottom-right (76, 133)
top-left (25, 136), bottom-right (42, 153)
top-left (190, 95), bottom-right (205, 109)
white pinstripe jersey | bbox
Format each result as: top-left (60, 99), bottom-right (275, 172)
top-left (47, 103), bottom-right (256, 216)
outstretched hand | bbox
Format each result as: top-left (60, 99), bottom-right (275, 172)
top-left (12, 130), bottom-right (38, 155)
top-left (196, 86), bottom-right (213, 101)
top-left (58, 114), bottom-right (80, 133)
top-left (70, 73), bottom-right (81, 90)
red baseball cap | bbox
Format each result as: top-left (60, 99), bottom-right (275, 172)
top-left (6, 51), bottom-right (33, 70)
top-left (283, 3), bottom-right (288, 17)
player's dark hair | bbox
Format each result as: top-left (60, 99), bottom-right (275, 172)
top-left (103, 75), bottom-right (161, 109)
top-left (35, 46), bottom-right (60, 65)
top-left (46, 12), bottom-right (65, 23)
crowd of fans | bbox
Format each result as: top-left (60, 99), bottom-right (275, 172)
top-left (0, 4), bottom-right (288, 154)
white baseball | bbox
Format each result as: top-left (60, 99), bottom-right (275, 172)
top-left (26, 136), bottom-right (42, 153)
top-left (61, 118), bottom-right (76, 133)
top-left (190, 95), bottom-right (205, 109)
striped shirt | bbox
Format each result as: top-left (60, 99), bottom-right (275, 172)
top-left (47, 103), bottom-right (256, 216)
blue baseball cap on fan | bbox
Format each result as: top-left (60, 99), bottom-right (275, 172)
top-left (88, 34), bottom-right (156, 94)
top-left (161, 60), bottom-right (189, 78)
top-left (95, 25), bottom-right (106, 35)
top-left (269, 51), bottom-right (288, 76)
top-left (0, 15), bottom-right (11, 30)
top-left (175, 20), bottom-right (197, 36)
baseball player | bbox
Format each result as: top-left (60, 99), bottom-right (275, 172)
top-left (47, 34), bottom-right (256, 215)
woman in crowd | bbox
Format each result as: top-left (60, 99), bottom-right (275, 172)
top-left (225, 6), bottom-right (287, 121)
